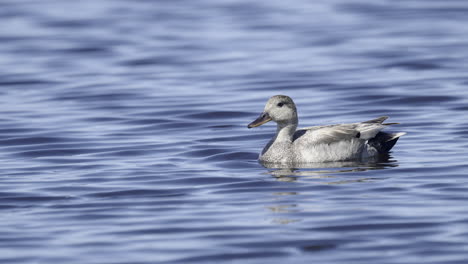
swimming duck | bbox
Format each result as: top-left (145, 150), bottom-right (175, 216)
top-left (248, 95), bottom-right (405, 163)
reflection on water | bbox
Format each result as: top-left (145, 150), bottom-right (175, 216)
top-left (263, 154), bottom-right (398, 182)
top-left (265, 157), bottom-right (398, 227)
top-left (261, 153), bottom-right (397, 169)
top-left (271, 218), bottom-right (301, 225)
top-left (272, 173), bottom-right (385, 184)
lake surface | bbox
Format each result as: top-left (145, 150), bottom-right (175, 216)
top-left (1, 0), bottom-right (468, 263)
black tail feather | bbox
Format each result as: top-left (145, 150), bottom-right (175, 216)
top-left (368, 132), bottom-right (404, 153)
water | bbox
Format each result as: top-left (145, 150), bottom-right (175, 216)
top-left (1, 0), bottom-right (468, 263)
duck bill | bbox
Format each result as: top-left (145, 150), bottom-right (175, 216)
top-left (248, 112), bottom-right (272, 128)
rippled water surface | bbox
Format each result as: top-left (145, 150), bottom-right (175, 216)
top-left (2, 0), bottom-right (468, 263)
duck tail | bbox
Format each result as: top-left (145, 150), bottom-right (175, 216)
top-left (368, 132), bottom-right (406, 153)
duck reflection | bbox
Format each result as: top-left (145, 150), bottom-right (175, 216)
top-left (262, 155), bottom-right (399, 224)
top-left (262, 154), bottom-right (398, 183)
top-left (266, 202), bottom-right (301, 225)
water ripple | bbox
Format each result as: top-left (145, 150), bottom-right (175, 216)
top-left (1, 0), bottom-right (468, 264)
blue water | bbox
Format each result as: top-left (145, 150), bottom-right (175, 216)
top-left (1, 0), bottom-right (468, 263)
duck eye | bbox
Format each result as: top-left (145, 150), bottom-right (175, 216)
top-left (277, 102), bottom-right (284, 107)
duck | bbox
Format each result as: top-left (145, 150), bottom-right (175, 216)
top-left (248, 95), bottom-right (405, 164)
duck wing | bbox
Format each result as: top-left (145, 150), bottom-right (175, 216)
top-left (294, 124), bottom-right (361, 145)
top-left (294, 116), bottom-right (397, 145)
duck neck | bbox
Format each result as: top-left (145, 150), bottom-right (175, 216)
top-left (274, 122), bottom-right (297, 142)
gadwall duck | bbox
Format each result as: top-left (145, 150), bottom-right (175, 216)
top-left (248, 95), bottom-right (405, 163)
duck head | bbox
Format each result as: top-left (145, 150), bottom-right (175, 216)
top-left (248, 95), bottom-right (298, 128)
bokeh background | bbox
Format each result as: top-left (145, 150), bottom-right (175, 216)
top-left (1, 0), bottom-right (468, 263)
